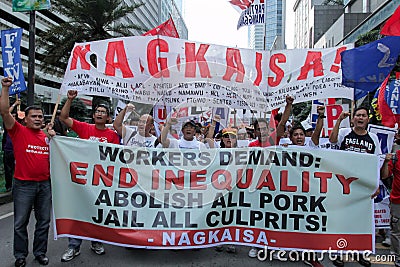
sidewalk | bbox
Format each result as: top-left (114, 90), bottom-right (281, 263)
top-left (0, 190), bottom-right (12, 205)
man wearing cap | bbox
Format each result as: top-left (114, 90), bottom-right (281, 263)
top-left (1, 77), bottom-right (55, 267)
top-left (161, 118), bottom-right (206, 149)
top-left (59, 90), bottom-right (120, 262)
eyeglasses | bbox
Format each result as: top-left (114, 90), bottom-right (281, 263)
top-left (222, 134), bottom-right (236, 139)
top-left (95, 110), bottom-right (107, 115)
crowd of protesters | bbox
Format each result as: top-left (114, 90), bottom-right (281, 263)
top-left (1, 79), bottom-right (397, 267)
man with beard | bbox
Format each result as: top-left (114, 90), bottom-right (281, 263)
top-left (161, 118), bottom-right (206, 149)
top-left (113, 103), bottom-right (157, 147)
top-left (59, 90), bottom-right (119, 262)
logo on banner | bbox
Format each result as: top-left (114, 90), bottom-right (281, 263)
top-left (1, 28), bottom-right (26, 95)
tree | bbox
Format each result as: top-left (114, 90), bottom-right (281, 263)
top-left (37, 0), bottom-right (146, 112)
top-left (38, 0), bottom-right (146, 75)
top-left (60, 97), bottom-right (88, 122)
top-left (355, 29), bottom-right (381, 47)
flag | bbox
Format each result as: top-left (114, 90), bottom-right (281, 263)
top-left (1, 28), bottom-right (27, 95)
top-left (341, 36), bottom-right (400, 100)
top-left (229, 0), bottom-right (253, 10)
top-left (378, 76), bottom-right (400, 128)
top-left (381, 5), bottom-right (400, 36)
top-left (230, 0), bottom-right (265, 30)
top-left (378, 75), bottom-right (396, 128)
top-left (143, 17), bottom-right (179, 38)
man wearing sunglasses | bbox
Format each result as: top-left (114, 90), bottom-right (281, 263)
top-left (60, 90), bottom-right (119, 262)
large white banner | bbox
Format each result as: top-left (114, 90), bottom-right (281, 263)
top-left (61, 36), bottom-right (354, 111)
top-left (51, 137), bottom-right (378, 251)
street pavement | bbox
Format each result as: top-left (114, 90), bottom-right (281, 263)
top-left (0, 194), bottom-right (396, 267)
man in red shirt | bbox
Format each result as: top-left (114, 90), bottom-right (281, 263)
top-left (59, 90), bottom-right (119, 262)
top-left (1, 77), bottom-right (55, 267)
top-left (249, 95), bottom-right (293, 148)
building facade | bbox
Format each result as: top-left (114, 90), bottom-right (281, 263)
top-left (0, 0), bottom-right (187, 112)
top-left (295, 0), bottom-right (398, 49)
top-left (249, 0), bottom-right (285, 50)
top-left (293, 0), bottom-right (343, 48)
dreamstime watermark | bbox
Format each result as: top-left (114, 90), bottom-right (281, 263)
top-left (256, 247), bottom-right (396, 263)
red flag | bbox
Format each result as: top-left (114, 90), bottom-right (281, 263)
top-left (377, 75), bottom-right (396, 127)
top-left (381, 5), bottom-right (400, 36)
top-left (269, 108), bottom-right (279, 144)
top-left (143, 17), bottom-right (179, 38)
top-left (229, 0), bottom-right (253, 10)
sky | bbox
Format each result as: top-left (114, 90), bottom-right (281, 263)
top-left (182, 0), bottom-right (295, 49)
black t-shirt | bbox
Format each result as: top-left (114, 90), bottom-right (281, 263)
top-left (338, 128), bottom-right (377, 154)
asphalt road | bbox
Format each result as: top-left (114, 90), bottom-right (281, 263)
top-left (0, 199), bottom-right (395, 267)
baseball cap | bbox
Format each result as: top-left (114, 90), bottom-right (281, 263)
top-left (182, 119), bottom-right (197, 128)
top-left (222, 128), bottom-right (237, 135)
top-left (238, 128), bottom-right (247, 135)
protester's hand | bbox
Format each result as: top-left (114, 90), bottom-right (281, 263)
top-left (14, 99), bottom-right (21, 106)
top-left (339, 111), bottom-right (350, 120)
top-left (317, 106), bottom-right (325, 116)
top-left (213, 114), bottom-right (221, 123)
top-left (1, 77), bottom-right (13, 88)
top-left (281, 143), bottom-right (289, 147)
top-left (126, 103), bottom-right (135, 112)
top-left (384, 153), bottom-right (393, 162)
top-left (167, 118), bottom-right (178, 126)
top-left (371, 187), bottom-right (380, 199)
top-left (286, 95), bottom-right (294, 104)
top-left (46, 123), bottom-right (56, 137)
top-left (67, 90), bottom-right (78, 100)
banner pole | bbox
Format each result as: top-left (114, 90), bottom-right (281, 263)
top-left (16, 94), bottom-right (20, 112)
top-left (50, 94), bottom-right (61, 125)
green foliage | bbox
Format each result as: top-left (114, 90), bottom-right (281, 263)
top-left (292, 101), bottom-right (312, 125)
top-left (37, 0), bottom-right (146, 75)
top-left (355, 29), bottom-right (381, 46)
top-left (60, 97), bottom-right (88, 121)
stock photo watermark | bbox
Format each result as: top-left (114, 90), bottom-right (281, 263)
top-left (256, 246), bottom-right (396, 263)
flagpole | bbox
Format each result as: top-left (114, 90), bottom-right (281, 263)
top-left (263, 0), bottom-right (267, 50)
top-left (27, 10), bottom-right (35, 106)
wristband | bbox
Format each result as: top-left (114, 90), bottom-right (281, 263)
top-left (319, 115), bottom-right (326, 118)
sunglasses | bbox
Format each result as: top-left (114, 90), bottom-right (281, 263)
top-left (222, 134), bottom-right (236, 139)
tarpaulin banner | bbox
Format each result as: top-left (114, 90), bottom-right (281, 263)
top-left (60, 36), bottom-right (354, 111)
top-left (1, 28), bottom-right (27, 95)
top-left (51, 137), bottom-right (378, 251)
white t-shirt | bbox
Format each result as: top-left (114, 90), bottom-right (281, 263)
top-left (168, 137), bottom-right (206, 149)
top-left (123, 126), bottom-right (157, 148)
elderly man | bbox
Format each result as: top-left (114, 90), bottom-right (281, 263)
top-left (113, 103), bottom-right (157, 147)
